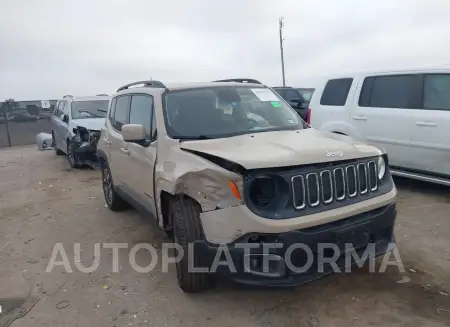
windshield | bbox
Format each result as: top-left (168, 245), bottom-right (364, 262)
top-left (163, 86), bottom-right (303, 139)
top-left (297, 89), bottom-right (315, 101)
top-left (71, 100), bottom-right (109, 119)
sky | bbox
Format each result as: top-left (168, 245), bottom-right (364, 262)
top-left (1, 0), bottom-right (450, 100)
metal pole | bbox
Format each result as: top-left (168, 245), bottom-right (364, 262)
top-left (1, 105), bottom-right (12, 147)
top-left (279, 17), bottom-right (286, 87)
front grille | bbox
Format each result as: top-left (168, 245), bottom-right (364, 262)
top-left (292, 160), bottom-right (378, 210)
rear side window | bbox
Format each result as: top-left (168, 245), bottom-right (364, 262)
top-left (423, 74), bottom-right (450, 111)
top-left (113, 96), bottom-right (131, 131)
top-left (109, 98), bottom-right (117, 121)
top-left (320, 78), bottom-right (353, 106)
top-left (360, 75), bottom-right (414, 108)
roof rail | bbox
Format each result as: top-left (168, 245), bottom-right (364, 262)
top-left (213, 78), bottom-right (262, 84)
top-left (272, 86), bottom-right (293, 88)
top-left (96, 94), bottom-right (109, 96)
top-left (62, 95), bottom-right (73, 98)
top-left (117, 80), bottom-right (165, 92)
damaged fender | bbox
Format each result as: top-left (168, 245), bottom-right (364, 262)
top-left (154, 148), bottom-right (244, 229)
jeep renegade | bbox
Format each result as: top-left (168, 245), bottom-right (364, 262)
top-left (97, 79), bottom-right (397, 293)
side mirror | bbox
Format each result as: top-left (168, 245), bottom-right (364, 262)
top-left (122, 124), bottom-right (146, 142)
top-left (61, 114), bottom-right (69, 123)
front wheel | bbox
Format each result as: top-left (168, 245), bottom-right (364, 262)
top-left (171, 196), bottom-right (211, 293)
top-left (67, 142), bottom-right (81, 168)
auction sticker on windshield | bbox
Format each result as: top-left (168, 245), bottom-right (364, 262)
top-left (251, 88), bottom-right (279, 102)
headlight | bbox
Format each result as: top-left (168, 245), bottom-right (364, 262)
top-left (249, 176), bottom-right (277, 209)
top-left (377, 156), bottom-right (386, 180)
top-left (248, 175), bottom-right (289, 210)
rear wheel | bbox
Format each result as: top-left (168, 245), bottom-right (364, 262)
top-left (171, 196), bottom-right (211, 293)
top-left (101, 160), bottom-right (129, 211)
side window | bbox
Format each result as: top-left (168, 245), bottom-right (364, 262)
top-left (358, 77), bottom-right (374, 107)
top-left (423, 74), bottom-right (450, 111)
top-left (53, 102), bottom-right (60, 115)
top-left (320, 78), bottom-right (353, 106)
top-left (274, 89), bottom-right (285, 98)
top-left (113, 96), bottom-right (131, 131)
top-left (129, 95), bottom-right (153, 139)
top-left (57, 101), bottom-right (66, 116)
top-left (366, 75), bottom-right (414, 109)
top-left (64, 101), bottom-right (71, 115)
top-left (109, 98), bottom-right (117, 123)
top-left (284, 89), bottom-right (302, 101)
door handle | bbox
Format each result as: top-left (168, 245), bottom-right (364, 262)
top-left (351, 115), bottom-right (367, 121)
top-left (416, 122), bottom-right (438, 127)
top-left (120, 148), bottom-right (130, 155)
top-left (103, 138), bottom-right (111, 145)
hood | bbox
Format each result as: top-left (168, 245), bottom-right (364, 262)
top-left (179, 129), bottom-right (383, 169)
top-left (72, 118), bottom-right (105, 131)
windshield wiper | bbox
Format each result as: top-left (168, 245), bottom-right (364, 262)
top-left (176, 135), bottom-right (215, 141)
top-left (78, 110), bottom-right (102, 118)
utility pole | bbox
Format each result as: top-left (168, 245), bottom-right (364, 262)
top-left (279, 17), bottom-right (286, 87)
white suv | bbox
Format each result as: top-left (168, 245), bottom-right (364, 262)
top-left (309, 68), bottom-right (450, 186)
top-left (51, 94), bottom-right (110, 168)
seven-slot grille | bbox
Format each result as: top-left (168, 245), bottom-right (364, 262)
top-left (292, 160), bottom-right (378, 210)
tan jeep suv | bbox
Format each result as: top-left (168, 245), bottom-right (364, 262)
top-left (97, 79), bottom-right (397, 292)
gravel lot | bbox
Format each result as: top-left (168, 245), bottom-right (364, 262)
top-left (0, 146), bottom-right (449, 327)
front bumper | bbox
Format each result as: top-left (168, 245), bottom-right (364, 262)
top-left (194, 203), bottom-right (397, 287)
top-left (69, 141), bottom-right (101, 169)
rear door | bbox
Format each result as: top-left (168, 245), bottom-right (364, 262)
top-left (408, 73), bottom-right (450, 176)
top-left (53, 100), bottom-right (66, 149)
top-left (50, 101), bottom-right (61, 143)
top-left (350, 74), bottom-right (416, 168)
top-left (108, 95), bottom-right (131, 189)
top-left (60, 100), bottom-right (71, 151)
top-left (101, 97), bottom-right (116, 161)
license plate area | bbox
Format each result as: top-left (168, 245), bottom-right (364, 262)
top-left (335, 225), bottom-right (370, 251)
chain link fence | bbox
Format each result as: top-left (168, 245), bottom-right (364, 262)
top-left (0, 106), bottom-right (54, 148)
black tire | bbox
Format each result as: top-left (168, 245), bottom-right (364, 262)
top-left (52, 132), bottom-right (64, 155)
top-left (171, 196), bottom-right (211, 293)
top-left (101, 160), bottom-right (129, 211)
top-left (66, 141), bottom-right (81, 168)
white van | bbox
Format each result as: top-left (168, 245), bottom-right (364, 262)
top-left (308, 68), bottom-right (450, 186)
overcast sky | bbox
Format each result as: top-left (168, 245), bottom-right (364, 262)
top-left (1, 0), bottom-right (450, 100)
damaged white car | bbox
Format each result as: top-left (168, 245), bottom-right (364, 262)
top-left (51, 95), bottom-right (110, 169)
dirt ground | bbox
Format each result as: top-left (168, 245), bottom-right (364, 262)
top-left (0, 146), bottom-right (449, 327)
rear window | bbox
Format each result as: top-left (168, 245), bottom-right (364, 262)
top-left (319, 78), bottom-right (353, 106)
top-left (359, 75), bottom-right (414, 109)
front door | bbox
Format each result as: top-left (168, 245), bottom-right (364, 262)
top-left (409, 74), bottom-right (450, 176)
top-left (126, 94), bottom-right (158, 217)
top-left (350, 74), bottom-right (416, 169)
